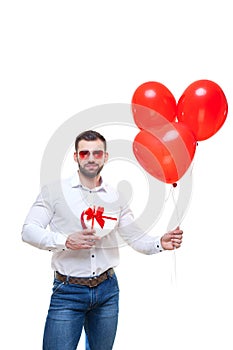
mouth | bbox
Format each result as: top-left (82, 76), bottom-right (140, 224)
top-left (85, 163), bottom-right (99, 170)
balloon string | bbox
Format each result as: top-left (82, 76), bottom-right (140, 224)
top-left (171, 247), bottom-right (177, 287)
top-left (168, 162), bottom-right (195, 287)
top-left (170, 186), bottom-right (181, 287)
top-left (171, 186), bottom-right (181, 227)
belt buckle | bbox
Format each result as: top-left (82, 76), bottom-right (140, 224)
top-left (89, 277), bottom-right (98, 288)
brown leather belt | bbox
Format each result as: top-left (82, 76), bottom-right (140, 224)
top-left (55, 268), bottom-right (114, 288)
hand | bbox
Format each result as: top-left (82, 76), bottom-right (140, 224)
top-left (65, 229), bottom-right (101, 250)
top-left (161, 226), bottom-right (183, 250)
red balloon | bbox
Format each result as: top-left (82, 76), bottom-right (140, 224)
top-left (133, 122), bottom-right (197, 184)
top-left (177, 80), bottom-right (228, 141)
top-left (132, 81), bottom-right (177, 129)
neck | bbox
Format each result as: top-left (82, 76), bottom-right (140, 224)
top-left (78, 171), bottom-right (101, 189)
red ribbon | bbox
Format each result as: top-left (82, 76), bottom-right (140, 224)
top-left (80, 206), bottom-right (117, 229)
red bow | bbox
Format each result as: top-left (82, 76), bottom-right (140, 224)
top-left (80, 206), bottom-right (117, 229)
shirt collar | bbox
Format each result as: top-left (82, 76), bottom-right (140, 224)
top-left (70, 172), bottom-right (107, 192)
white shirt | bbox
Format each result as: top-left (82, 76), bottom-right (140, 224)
top-left (22, 173), bottom-right (163, 277)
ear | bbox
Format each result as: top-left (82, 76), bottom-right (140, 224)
top-left (73, 152), bottom-right (78, 163)
top-left (104, 151), bottom-right (109, 163)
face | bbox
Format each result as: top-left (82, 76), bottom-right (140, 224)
top-left (74, 139), bottom-right (108, 179)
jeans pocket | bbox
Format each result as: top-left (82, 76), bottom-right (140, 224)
top-left (52, 278), bottom-right (65, 295)
top-left (109, 273), bottom-right (120, 291)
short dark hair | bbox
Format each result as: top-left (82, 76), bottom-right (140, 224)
top-left (75, 130), bottom-right (107, 152)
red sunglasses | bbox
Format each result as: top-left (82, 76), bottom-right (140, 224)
top-left (78, 150), bottom-right (105, 160)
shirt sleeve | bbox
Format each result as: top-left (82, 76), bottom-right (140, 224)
top-left (117, 204), bottom-right (164, 255)
top-left (22, 186), bottom-right (67, 251)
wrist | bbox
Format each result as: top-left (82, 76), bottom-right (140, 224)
top-left (65, 236), bottom-right (72, 249)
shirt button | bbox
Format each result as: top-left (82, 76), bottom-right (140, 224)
top-left (92, 255), bottom-right (95, 258)
top-left (92, 272), bottom-right (95, 275)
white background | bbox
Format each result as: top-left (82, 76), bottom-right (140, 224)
top-left (1, 1), bottom-right (233, 349)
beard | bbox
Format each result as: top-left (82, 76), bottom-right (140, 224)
top-left (78, 161), bottom-right (104, 179)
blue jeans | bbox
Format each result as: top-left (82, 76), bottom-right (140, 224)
top-left (43, 272), bottom-right (119, 350)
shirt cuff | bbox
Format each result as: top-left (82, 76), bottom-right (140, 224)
top-left (155, 239), bottom-right (164, 252)
top-left (52, 232), bottom-right (68, 251)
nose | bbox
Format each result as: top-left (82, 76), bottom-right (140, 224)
top-left (88, 153), bottom-right (95, 161)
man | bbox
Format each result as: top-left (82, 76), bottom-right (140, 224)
top-left (22, 130), bottom-right (183, 350)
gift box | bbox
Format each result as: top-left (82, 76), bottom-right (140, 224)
top-left (81, 206), bottom-right (118, 232)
